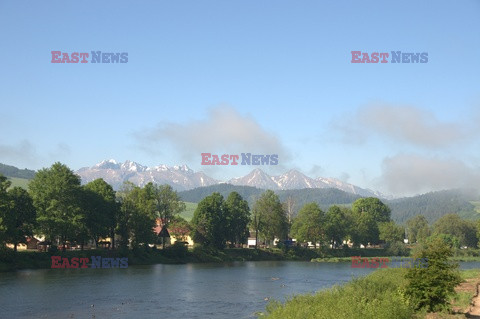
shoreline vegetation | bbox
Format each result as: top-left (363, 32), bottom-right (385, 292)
top-left (3, 245), bottom-right (480, 272)
top-left (258, 268), bottom-right (480, 319)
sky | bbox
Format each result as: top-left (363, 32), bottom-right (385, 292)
top-left (0, 0), bottom-right (479, 197)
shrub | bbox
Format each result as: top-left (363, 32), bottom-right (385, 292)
top-left (405, 237), bottom-right (462, 312)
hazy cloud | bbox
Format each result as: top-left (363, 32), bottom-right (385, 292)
top-left (308, 164), bottom-right (324, 177)
top-left (336, 103), bottom-right (468, 148)
top-left (0, 140), bottom-right (38, 167)
top-left (379, 153), bottom-right (480, 196)
top-left (135, 106), bottom-right (291, 163)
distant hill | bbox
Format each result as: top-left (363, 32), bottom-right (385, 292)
top-left (0, 163), bottom-right (35, 179)
top-left (387, 189), bottom-right (480, 224)
top-left (180, 185), bottom-right (480, 224)
top-left (178, 184), bottom-right (361, 213)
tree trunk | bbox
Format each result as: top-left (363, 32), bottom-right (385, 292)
top-left (14, 243), bottom-right (17, 253)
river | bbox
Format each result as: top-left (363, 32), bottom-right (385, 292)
top-left (1, 261), bottom-right (479, 319)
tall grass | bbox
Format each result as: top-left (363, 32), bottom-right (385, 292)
top-left (261, 268), bottom-right (414, 319)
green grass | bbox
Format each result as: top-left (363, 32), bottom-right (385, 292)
top-left (260, 268), bottom-right (413, 319)
top-left (459, 268), bottom-right (480, 280)
top-left (179, 202), bottom-right (197, 221)
top-left (7, 177), bottom-right (30, 189)
top-left (471, 201), bottom-right (480, 214)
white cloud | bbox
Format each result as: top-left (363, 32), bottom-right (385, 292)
top-left (135, 106), bottom-right (291, 164)
top-left (379, 153), bottom-right (480, 196)
top-left (335, 102), bottom-right (469, 148)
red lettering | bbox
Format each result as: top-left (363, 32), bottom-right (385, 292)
top-left (61, 53), bottom-right (71, 63)
top-left (361, 52), bottom-right (371, 63)
top-left (79, 52), bottom-right (89, 63)
top-left (70, 257), bottom-right (79, 268)
top-left (230, 155), bottom-right (239, 165)
top-left (371, 52), bottom-right (379, 63)
top-left (51, 51), bottom-right (61, 63)
top-left (351, 256), bottom-right (362, 268)
top-left (221, 154), bottom-right (229, 165)
top-left (201, 153), bottom-right (211, 165)
top-left (71, 52), bottom-right (79, 63)
top-left (380, 52), bottom-right (389, 63)
top-left (211, 155), bottom-right (221, 165)
top-left (79, 257), bottom-right (89, 268)
top-left (61, 257), bottom-right (71, 268)
top-left (51, 256), bottom-right (61, 268)
top-left (351, 51), bottom-right (361, 63)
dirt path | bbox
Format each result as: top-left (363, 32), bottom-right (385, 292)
top-left (467, 283), bottom-right (480, 318)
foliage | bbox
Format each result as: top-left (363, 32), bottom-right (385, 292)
top-left (253, 190), bottom-right (288, 245)
top-left (350, 209), bottom-right (379, 247)
top-left (263, 268), bottom-right (413, 319)
top-left (388, 189), bottom-right (477, 224)
top-left (224, 192), bottom-right (250, 246)
top-left (324, 205), bottom-right (350, 248)
top-left (433, 213), bottom-right (478, 248)
top-left (384, 241), bottom-right (409, 256)
top-left (290, 202), bottom-right (325, 247)
top-left (116, 182), bottom-right (157, 248)
top-left (352, 197), bottom-right (391, 223)
top-left (151, 184), bottom-right (186, 247)
top-left (1, 187), bottom-right (36, 251)
top-left (405, 237), bottom-right (462, 312)
top-left (379, 221), bottom-right (404, 244)
top-left (28, 162), bottom-right (85, 250)
top-left (191, 192), bottom-right (227, 249)
top-left (406, 215), bottom-right (430, 244)
top-left (83, 178), bottom-right (117, 247)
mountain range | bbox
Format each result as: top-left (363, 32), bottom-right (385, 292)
top-left (76, 159), bottom-right (384, 197)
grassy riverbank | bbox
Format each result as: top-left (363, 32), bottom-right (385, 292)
top-left (259, 268), bottom-right (480, 319)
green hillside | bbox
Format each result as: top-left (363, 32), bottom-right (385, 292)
top-left (179, 202), bottom-right (197, 221)
top-left (7, 177), bottom-right (30, 189)
top-left (0, 163), bottom-right (35, 179)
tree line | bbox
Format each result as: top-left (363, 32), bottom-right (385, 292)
top-left (1, 162), bottom-right (479, 253)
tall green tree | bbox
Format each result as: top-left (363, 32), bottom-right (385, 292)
top-left (151, 184), bottom-right (186, 248)
top-left (191, 192), bottom-right (226, 249)
top-left (405, 237), bottom-right (461, 312)
top-left (28, 162), bottom-right (84, 251)
top-left (2, 187), bottom-right (36, 252)
top-left (252, 190), bottom-right (288, 247)
top-left (83, 179), bottom-right (117, 249)
top-left (291, 202), bottom-right (325, 248)
top-left (324, 205), bottom-right (350, 248)
top-left (127, 183), bottom-right (157, 247)
top-left (0, 174), bottom-right (12, 241)
top-left (434, 214), bottom-right (477, 248)
top-left (352, 197), bottom-right (391, 223)
top-left (224, 192), bottom-right (250, 247)
top-left (378, 221), bottom-right (404, 244)
top-left (406, 215), bottom-right (430, 244)
top-left (350, 209), bottom-right (380, 247)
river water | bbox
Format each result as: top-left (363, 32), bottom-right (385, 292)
top-left (1, 261), bottom-right (479, 319)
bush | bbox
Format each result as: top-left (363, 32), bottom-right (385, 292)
top-left (385, 241), bottom-right (409, 256)
top-left (405, 237), bottom-right (462, 312)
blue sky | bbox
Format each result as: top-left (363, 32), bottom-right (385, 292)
top-left (0, 0), bottom-right (479, 196)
